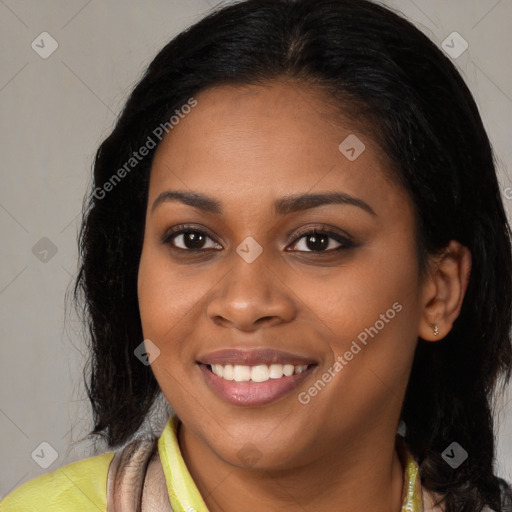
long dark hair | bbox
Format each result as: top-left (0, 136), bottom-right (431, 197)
top-left (74, 1), bottom-right (512, 510)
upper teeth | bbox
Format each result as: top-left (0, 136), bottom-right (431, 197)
top-left (210, 363), bottom-right (309, 382)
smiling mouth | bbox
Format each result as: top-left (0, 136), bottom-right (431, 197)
top-left (197, 361), bottom-right (318, 407)
top-left (204, 362), bottom-right (315, 382)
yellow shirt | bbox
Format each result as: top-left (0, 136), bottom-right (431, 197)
top-left (1, 415), bottom-right (423, 511)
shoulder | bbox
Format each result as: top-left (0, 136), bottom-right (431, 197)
top-left (0, 451), bottom-right (114, 512)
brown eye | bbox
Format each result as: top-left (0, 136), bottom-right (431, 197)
top-left (162, 226), bottom-right (222, 251)
top-left (289, 228), bottom-right (355, 253)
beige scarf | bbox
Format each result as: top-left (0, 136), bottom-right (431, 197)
top-left (106, 438), bottom-right (173, 511)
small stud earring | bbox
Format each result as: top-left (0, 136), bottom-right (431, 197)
top-left (432, 324), bottom-right (439, 336)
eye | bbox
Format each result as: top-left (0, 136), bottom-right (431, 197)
top-left (162, 224), bottom-right (355, 254)
top-left (288, 227), bottom-right (355, 253)
top-left (162, 225), bottom-right (222, 251)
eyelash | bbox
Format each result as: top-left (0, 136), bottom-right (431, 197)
top-left (161, 224), bottom-right (356, 255)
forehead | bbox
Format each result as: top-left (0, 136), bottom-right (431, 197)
top-left (148, 81), bottom-right (406, 216)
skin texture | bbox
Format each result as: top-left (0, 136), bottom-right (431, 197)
top-left (137, 80), bottom-right (471, 512)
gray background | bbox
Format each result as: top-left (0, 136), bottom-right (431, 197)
top-left (1, 0), bottom-right (511, 498)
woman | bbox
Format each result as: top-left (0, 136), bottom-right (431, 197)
top-left (2, 0), bottom-right (512, 510)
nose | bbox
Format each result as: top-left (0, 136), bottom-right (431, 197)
top-left (206, 251), bottom-right (297, 332)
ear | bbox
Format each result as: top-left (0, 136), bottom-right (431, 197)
top-left (418, 240), bottom-right (472, 342)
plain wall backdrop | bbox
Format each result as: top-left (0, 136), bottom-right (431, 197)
top-left (1, 0), bottom-right (512, 498)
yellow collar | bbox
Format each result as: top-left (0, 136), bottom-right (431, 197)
top-left (157, 414), bottom-right (424, 512)
top-left (157, 414), bottom-right (209, 512)
top-left (398, 435), bottom-right (424, 511)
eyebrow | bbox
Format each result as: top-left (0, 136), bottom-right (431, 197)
top-left (151, 190), bottom-right (376, 216)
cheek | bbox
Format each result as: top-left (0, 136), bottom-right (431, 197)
top-left (298, 258), bottom-right (420, 436)
top-left (310, 231), bottom-right (421, 378)
top-left (137, 244), bottom-right (195, 354)
top-left (138, 240), bottom-right (204, 329)
top-left (137, 244), bottom-right (207, 407)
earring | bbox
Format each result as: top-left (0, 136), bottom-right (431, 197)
top-left (432, 324), bottom-right (439, 336)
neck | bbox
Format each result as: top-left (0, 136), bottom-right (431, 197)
top-left (178, 424), bottom-right (405, 512)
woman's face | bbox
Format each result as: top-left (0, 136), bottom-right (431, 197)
top-left (138, 80), bottom-right (426, 470)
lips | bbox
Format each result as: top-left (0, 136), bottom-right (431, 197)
top-left (196, 348), bottom-right (319, 406)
